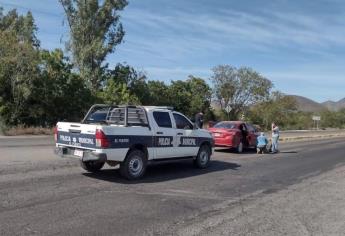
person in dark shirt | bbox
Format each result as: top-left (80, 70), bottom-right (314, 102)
top-left (194, 112), bottom-right (204, 129)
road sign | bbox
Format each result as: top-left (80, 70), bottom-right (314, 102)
top-left (312, 116), bottom-right (321, 121)
top-left (312, 116), bottom-right (321, 130)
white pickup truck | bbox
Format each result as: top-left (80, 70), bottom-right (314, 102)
top-left (54, 105), bottom-right (214, 179)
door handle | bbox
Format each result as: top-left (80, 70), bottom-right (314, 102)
top-left (177, 132), bottom-right (183, 135)
top-left (156, 132), bottom-right (163, 135)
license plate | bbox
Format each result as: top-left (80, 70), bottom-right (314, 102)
top-left (214, 133), bottom-right (221, 137)
top-left (74, 149), bottom-right (84, 157)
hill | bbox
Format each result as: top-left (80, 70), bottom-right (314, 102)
top-left (322, 98), bottom-right (345, 111)
top-left (287, 95), bottom-right (327, 113)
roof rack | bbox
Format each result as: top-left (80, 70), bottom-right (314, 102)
top-left (82, 104), bottom-right (151, 129)
top-left (144, 106), bottom-right (174, 110)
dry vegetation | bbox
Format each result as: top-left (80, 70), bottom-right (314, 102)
top-left (2, 126), bottom-right (53, 136)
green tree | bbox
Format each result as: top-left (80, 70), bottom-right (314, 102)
top-left (167, 76), bottom-right (212, 118)
top-left (99, 79), bottom-right (139, 105)
top-left (33, 49), bottom-right (95, 125)
top-left (320, 109), bottom-right (345, 129)
top-left (168, 80), bottom-right (191, 115)
top-left (249, 91), bottom-right (297, 130)
top-left (59, 0), bottom-right (128, 91)
top-left (107, 63), bottom-right (149, 104)
top-left (145, 80), bottom-right (170, 106)
top-left (185, 76), bottom-right (212, 117)
top-left (0, 9), bottom-right (41, 125)
top-left (211, 65), bottom-right (273, 119)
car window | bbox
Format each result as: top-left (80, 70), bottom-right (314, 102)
top-left (173, 113), bottom-right (193, 130)
top-left (213, 122), bottom-right (236, 129)
top-left (153, 111), bottom-right (172, 128)
top-left (246, 124), bottom-right (255, 132)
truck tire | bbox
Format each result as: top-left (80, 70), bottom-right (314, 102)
top-left (120, 150), bottom-right (147, 180)
top-left (236, 141), bottom-right (244, 153)
top-left (194, 144), bottom-right (211, 169)
top-left (80, 160), bottom-right (105, 172)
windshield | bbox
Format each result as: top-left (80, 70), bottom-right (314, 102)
top-left (213, 122), bottom-right (237, 129)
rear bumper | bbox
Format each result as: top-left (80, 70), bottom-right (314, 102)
top-left (54, 146), bottom-right (107, 162)
top-left (214, 143), bottom-right (235, 148)
top-left (214, 138), bottom-right (235, 148)
top-left (213, 135), bottom-right (241, 148)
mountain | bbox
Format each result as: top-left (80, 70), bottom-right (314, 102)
top-left (288, 95), bottom-right (345, 112)
top-left (287, 95), bottom-right (327, 113)
top-left (322, 98), bottom-right (345, 111)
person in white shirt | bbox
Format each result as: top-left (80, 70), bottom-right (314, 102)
top-left (271, 122), bottom-right (280, 153)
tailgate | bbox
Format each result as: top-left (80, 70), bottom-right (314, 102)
top-left (56, 122), bottom-right (98, 149)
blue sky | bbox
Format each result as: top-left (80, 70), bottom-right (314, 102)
top-left (1, 0), bottom-right (345, 102)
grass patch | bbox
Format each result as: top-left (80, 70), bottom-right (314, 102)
top-left (2, 126), bottom-right (53, 136)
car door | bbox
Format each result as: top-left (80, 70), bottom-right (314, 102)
top-left (172, 112), bottom-right (199, 157)
top-left (245, 123), bottom-right (257, 147)
top-left (151, 110), bottom-right (178, 159)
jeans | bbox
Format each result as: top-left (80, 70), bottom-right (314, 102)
top-left (272, 136), bottom-right (279, 153)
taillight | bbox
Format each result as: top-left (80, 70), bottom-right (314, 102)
top-left (54, 125), bottom-right (58, 142)
top-left (95, 129), bottom-right (109, 148)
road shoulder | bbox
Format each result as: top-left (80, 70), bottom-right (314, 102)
top-left (169, 164), bottom-right (345, 236)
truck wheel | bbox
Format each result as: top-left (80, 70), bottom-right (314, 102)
top-left (80, 161), bottom-right (105, 172)
top-left (120, 150), bottom-right (147, 180)
top-left (194, 145), bottom-right (211, 169)
top-left (236, 141), bottom-right (244, 153)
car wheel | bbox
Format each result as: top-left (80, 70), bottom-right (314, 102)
top-left (236, 141), bottom-right (244, 153)
top-left (80, 160), bottom-right (105, 172)
top-left (194, 145), bottom-right (211, 168)
top-left (120, 150), bottom-right (147, 180)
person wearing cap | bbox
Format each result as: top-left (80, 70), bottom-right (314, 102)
top-left (256, 132), bottom-right (268, 154)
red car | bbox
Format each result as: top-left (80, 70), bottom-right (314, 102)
top-left (208, 121), bottom-right (258, 153)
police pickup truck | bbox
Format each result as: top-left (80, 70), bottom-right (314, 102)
top-left (54, 105), bottom-right (213, 180)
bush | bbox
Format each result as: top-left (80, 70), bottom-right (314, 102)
top-left (2, 125), bottom-right (53, 136)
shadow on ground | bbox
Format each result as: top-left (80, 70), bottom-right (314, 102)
top-left (215, 148), bottom-right (257, 154)
top-left (215, 148), bottom-right (299, 155)
top-left (83, 160), bottom-right (241, 184)
top-left (278, 151), bottom-right (298, 154)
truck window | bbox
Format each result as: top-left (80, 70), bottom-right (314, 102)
top-left (86, 108), bottom-right (109, 123)
top-left (153, 111), bottom-right (172, 128)
top-left (173, 113), bottom-right (193, 130)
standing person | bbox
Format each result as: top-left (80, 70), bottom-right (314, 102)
top-left (271, 122), bottom-right (280, 153)
top-left (194, 112), bottom-right (204, 129)
top-left (257, 132), bottom-right (268, 154)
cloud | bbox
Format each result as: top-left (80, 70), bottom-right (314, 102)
top-left (121, 4), bottom-right (345, 61)
top-left (143, 66), bottom-right (211, 81)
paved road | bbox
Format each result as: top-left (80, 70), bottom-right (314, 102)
top-left (0, 137), bottom-right (344, 235)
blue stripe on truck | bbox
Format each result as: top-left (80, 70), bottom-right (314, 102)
top-left (56, 131), bottom-right (212, 149)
